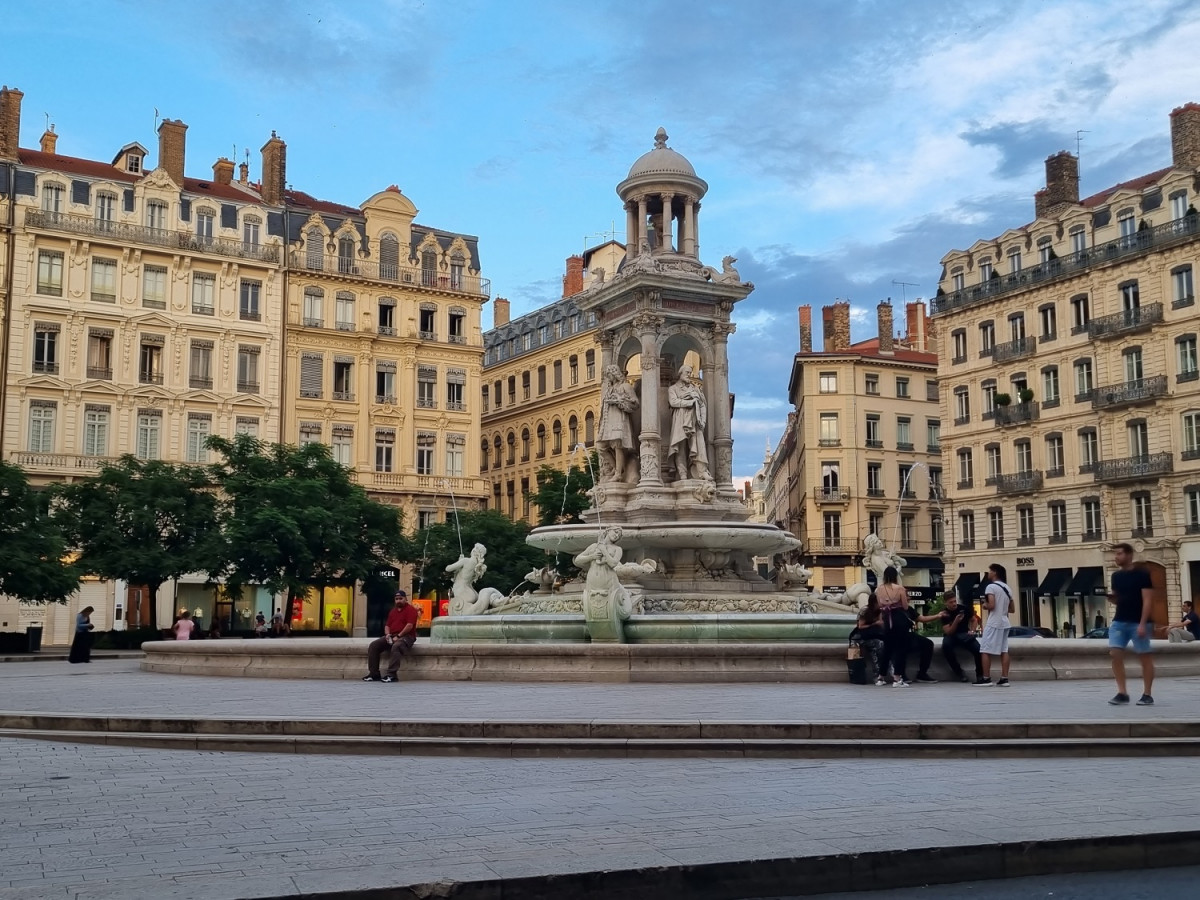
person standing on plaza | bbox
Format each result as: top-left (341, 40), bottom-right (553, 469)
top-left (918, 593), bottom-right (983, 683)
top-left (1107, 543), bottom-right (1156, 706)
top-left (68, 606), bottom-right (95, 664)
top-left (875, 566), bottom-right (910, 687)
top-left (974, 564), bottom-right (1012, 686)
top-left (172, 610), bottom-right (194, 641)
top-left (363, 591), bottom-right (419, 683)
top-left (1167, 600), bottom-right (1200, 643)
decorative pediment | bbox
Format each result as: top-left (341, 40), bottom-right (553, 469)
top-left (127, 385), bottom-right (172, 401)
top-left (128, 311), bottom-right (178, 330)
top-left (18, 375), bottom-right (69, 391)
top-left (141, 166), bottom-right (180, 192)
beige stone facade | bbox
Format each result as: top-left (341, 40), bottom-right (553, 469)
top-left (933, 102), bottom-right (1200, 633)
top-left (775, 301), bottom-right (944, 598)
top-left (480, 243), bottom-right (625, 523)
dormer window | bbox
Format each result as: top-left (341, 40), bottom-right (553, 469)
top-left (126, 153), bottom-right (142, 174)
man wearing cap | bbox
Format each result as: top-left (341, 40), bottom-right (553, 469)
top-left (363, 590), bottom-right (418, 683)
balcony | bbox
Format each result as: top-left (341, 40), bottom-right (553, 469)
top-left (86, 366), bottom-right (112, 380)
top-left (818, 438), bottom-right (841, 447)
top-left (865, 438), bottom-right (883, 449)
top-left (377, 326), bottom-right (396, 336)
top-left (31, 361), bottom-right (58, 375)
top-left (816, 488), bottom-right (850, 503)
top-left (332, 390), bottom-right (355, 402)
top-left (239, 310), bottom-right (261, 322)
top-left (1092, 453), bottom-right (1173, 484)
top-left (419, 330), bottom-right (437, 341)
top-left (417, 397), bottom-right (437, 409)
top-left (26, 209), bottom-right (281, 262)
top-left (303, 318), bottom-right (324, 328)
top-left (995, 401), bottom-right (1039, 426)
top-left (959, 540), bottom-right (976, 551)
top-left (1088, 303), bottom-right (1164, 340)
top-left (189, 376), bottom-right (213, 390)
top-left (866, 488), bottom-right (886, 498)
top-left (446, 400), bottom-right (465, 411)
top-left (957, 479), bottom-right (973, 490)
top-left (819, 541), bottom-right (856, 553)
top-left (1091, 375), bottom-right (1168, 411)
top-left (953, 416), bottom-right (970, 427)
top-left (996, 470), bottom-right (1043, 495)
top-left (449, 334), bottom-right (467, 345)
top-left (237, 381), bottom-right (259, 394)
top-left (931, 214), bottom-right (1200, 315)
top-left (896, 442), bottom-right (914, 452)
top-left (290, 252), bottom-right (491, 297)
top-left (13, 452), bottom-right (117, 473)
top-left (900, 489), bottom-right (916, 500)
top-left (375, 394), bottom-right (396, 405)
top-left (992, 336), bottom-right (1035, 363)
top-left (139, 372), bottom-right (163, 385)
top-left (335, 321), bottom-right (356, 332)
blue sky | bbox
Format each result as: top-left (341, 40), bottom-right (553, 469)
top-left (5, 0), bottom-right (1200, 481)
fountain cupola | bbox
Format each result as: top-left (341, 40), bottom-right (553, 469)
top-left (617, 127), bottom-right (708, 261)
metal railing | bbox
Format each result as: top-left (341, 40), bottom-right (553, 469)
top-left (87, 366), bottom-right (112, 380)
top-left (992, 336), bottom-right (1035, 363)
top-left (32, 361), bottom-right (58, 375)
top-left (865, 438), bottom-right (883, 448)
top-left (1091, 375), bottom-right (1168, 410)
top-left (237, 381), bottom-right (259, 394)
top-left (332, 390), bottom-right (354, 402)
top-left (189, 376), bottom-right (213, 389)
top-left (995, 401), bottom-right (1039, 426)
top-left (290, 252), bottom-right (491, 297)
top-left (139, 372), bottom-right (163, 385)
top-left (1087, 303), bottom-right (1164, 340)
top-left (818, 438), bottom-right (841, 447)
top-left (816, 488), bottom-right (850, 503)
top-left (1092, 453), bottom-right (1173, 484)
top-left (932, 214), bottom-right (1200, 315)
top-left (996, 470), bottom-right (1043, 494)
top-left (377, 326), bottom-right (396, 336)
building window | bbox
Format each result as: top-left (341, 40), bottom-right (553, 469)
top-left (335, 292), bottom-right (356, 331)
top-left (446, 434), bottom-right (465, 477)
top-left (1172, 190), bottom-right (1189, 221)
top-left (823, 512), bottom-right (842, 547)
top-left (869, 512), bottom-right (884, 537)
top-left (243, 217), bottom-right (260, 248)
top-left (927, 419), bottom-right (940, 451)
top-left (1118, 210), bottom-right (1136, 243)
top-left (1035, 366), bottom-right (1058, 406)
top-left (332, 359), bottom-right (354, 401)
top-left (900, 514), bottom-right (916, 550)
top-left (585, 349), bottom-right (596, 380)
top-left (898, 464), bottom-right (913, 498)
top-left (189, 341), bottom-right (213, 389)
top-left (896, 377), bottom-right (910, 398)
top-left (491, 435), bottom-right (501, 469)
top-left (237, 347), bottom-right (260, 394)
top-left (378, 300), bottom-right (396, 336)
top-left (985, 445), bottom-right (1002, 482)
top-left (139, 340), bottom-right (163, 385)
top-left (865, 374), bottom-right (879, 395)
top-left (954, 387), bottom-right (970, 423)
top-left (419, 306), bottom-right (436, 339)
top-left (1120, 281), bottom-right (1140, 312)
top-left (1183, 412), bottom-right (1200, 459)
top-left (303, 287), bottom-right (324, 327)
top-left (337, 236), bottom-right (356, 274)
top-left (1070, 227), bottom-right (1086, 254)
top-left (896, 417), bottom-right (912, 450)
top-left (553, 360), bottom-right (563, 390)
top-left (952, 269), bottom-right (964, 291)
top-left (585, 411), bottom-right (595, 444)
top-left (865, 414), bottom-right (880, 447)
top-left (299, 353), bottom-right (323, 399)
top-left (375, 429), bottom-right (395, 472)
top-left (146, 200), bottom-right (167, 231)
top-left (95, 191), bottom-right (116, 224)
top-left (136, 412), bottom-right (161, 460)
top-left (1038, 305), bottom-right (1056, 341)
top-left (552, 420), bottom-right (562, 454)
top-left (867, 463), bottom-right (883, 496)
top-left (506, 432), bottom-right (516, 465)
top-left (568, 415), bottom-right (579, 448)
top-left (191, 273), bottom-right (215, 315)
top-left (417, 367), bottom-right (437, 408)
top-left (959, 511), bottom-right (976, 549)
top-left (1132, 492), bottom-right (1153, 536)
top-left (239, 280), bottom-right (261, 321)
top-left (1018, 506), bottom-right (1035, 545)
top-left (80, 406), bottom-right (110, 458)
top-left (537, 424), bottom-right (547, 458)
top-left (36, 250), bottom-right (64, 296)
top-left (450, 254), bottom-right (465, 290)
top-left (1070, 294), bottom-right (1090, 331)
top-left (1121, 348), bottom-right (1143, 384)
top-left (1046, 435), bottom-right (1064, 476)
top-left (988, 509), bottom-right (1004, 547)
top-left (195, 208), bottom-right (214, 242)
top-left (375, 363), bottom-right (396, 404)
top-left (41, 181), bottom-right (64, 213)
top-left (86, 330), bottom-right (112, 380)
top-left (1007, 249), bottom-right (1022, 274)
top-left (522, 332), bottom-right (533, 352)
top-left (1009, 313), bottom-right (1026, 342)
top-left (1074, 359), bottom-right (1093, 399)
top-left (569, 355), bottom-right (579, 385)
top-left (1187, 487), bottom-right (1200, 533)
top-left (522, 371), bottom-right (531, 401)
top-left (520, 428), bottom-right (531, 462)
top-left (89, 258), bottom-right (117, 302)
top-left (143, 265), bottom-right (167, 309)
top-left (931, 515), bottom-right (944, 551)
top-left (447, 370), bottom-right (465, 411)
top-left (416, 432), bottom-right (436, 476)
top-left (1038, 238), bottom-right (1052, 265)
top-left (819, 413), bottom-right (840, 446)
top-left (957, 449), bottom-right (973, 487)
top-left (448, 309), bottom-right (466, 344)
top-left (819, 372), bottom-right (837, 393)
top-left (1178, 336), bottom-right (1199, 382)
top-left (32, 325), bottom-right (59, 375)
top-left (1049, 502), bottom-right (1068, 542)
top-left (981, 382), bottom-right (997, 418)
top-left (980, 259), bottom-right (994, 282)
top-left (331, 427), bottom-right (353, 467)
top-left (537, 366), bottom-right (547, 395)
top-left (1079, 428), bottom-right (1099, 472)
top-left (1015, 440), bottom-right (1032, 473)
top-left (27, 403), bottom-right (56, 452)
top-left (185, 415), bottom-right (211, 463)
top-left (1126, 419), bottom-right (1149, 458)
top-left (1082, 498), bottom-right (1102, 539)
top-left (951, 330), bottom-right (967, 362)
top-left (507, 376), bottom-right (516, 405)
top-left (1174, 266), bottom-right (1195, 307)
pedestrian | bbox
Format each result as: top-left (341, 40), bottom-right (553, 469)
top-left (1107, 543), bottom-right (1155, 706)
top-left (918, 593), bottom-right (983, 683)
top-left (850, 593), bottom-right (886, 685)
top-left (974, 563), bottom-right (1012, 687)
top-left (173, 610), bottom-right (195, 641)
top-left (363, 590), bottom-right (418, 683)
top-left (1167, 600), bottom-right (1200, 643)
top-left (269, 613), bottom-right (290, 637)
top-left (875, 566), bottom-right (911, 687)
top-left (904, 607), bottom-right (938, 683)
top-left (254, 612), bottom-right (268, 637)
top-left (68, 606), bottom-right (95, 664)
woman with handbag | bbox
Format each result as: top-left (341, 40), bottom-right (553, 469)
top-left (876, 566), bottom-right (911, 687)
top-left (850, 593), bottom-right (887, 685)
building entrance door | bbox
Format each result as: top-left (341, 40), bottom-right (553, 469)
top-left (1017, 569), bottom-right (1039, 627)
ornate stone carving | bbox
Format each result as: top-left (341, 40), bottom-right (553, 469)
top-left (447, 544), bottom-right (506, 616)
top-left (575, 526), bottom-right (655, 642)
top-left (596, 364), bottom-right (640, 485)
top-left (631, 311), bottom-right (663, 332)
top-left (667, 364), bottom-right (710, 481)
top-left (701, 256), bottom-right (742, 284)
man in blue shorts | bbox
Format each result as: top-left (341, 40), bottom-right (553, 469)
top-left (1107, 542), bottom-right (1155, 706)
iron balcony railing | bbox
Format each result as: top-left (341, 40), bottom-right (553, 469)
top-left (996, 470), bottom-right (1043, 495)
top-left (932, 213), bottom-right (1200, 315)
top-left (1092, 453), bottom-right (1173, 484)
top-left (26, 209), bottom-right (281, 263)
top-left (995, 401), bottom-right (1039, 426)
top-left (290, 252), bottom-right (491, 298)
top-left (1088, 303), bottom-right (1164, 340)
top-left (815, 488), bottom-right (850, 503)
top-left (992, 336), bottom-right (1035, 363)
top-left (1091, 375), bottom-right (1168, 411)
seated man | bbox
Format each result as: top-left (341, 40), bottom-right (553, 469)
top-left (1168, 600), bottom-right (1200, 643)
top-left (917, 593), bottom-right (982, 684)
top-left (363, 591), bottom-right (419, 683)
top-left (904, 607), bottom-right (938, 683)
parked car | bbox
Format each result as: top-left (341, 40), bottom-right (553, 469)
top-left (1084, 627), bottom-right (1109, 639)
top-left (1007, 625), bottom-right (1056, 639)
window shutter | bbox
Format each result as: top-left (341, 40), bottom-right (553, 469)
top-left (14, 171), bottom-right (36, 196)
top-left (123, 189), bottom-right (135, 211)
top-left (299, 353), bottom-right (323, 398)
top-left (179, 198), bottom-right (191, 222)
top-left (266, 212), bottom-right (284, 236)
top-left (71, 180), bottom-right (90, 205)
top-left (447, 368), bottom-right (466, 384)
top-left (220, 204), bottom-right (238, 229)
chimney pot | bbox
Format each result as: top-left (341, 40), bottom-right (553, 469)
top-left (0, 85), bottom-right (24, 161)
top-left (213, 157), bottom-right (235, 185)
top-left (238, 161), bottom-right (249, 184)
top-left (563, 255), bottom-right (585, 298)
top-left (877, 301), bottom-right (895, 354)
top-left (822, 301), bottom-right (852, 352)
top-left (1038, 151), bottom-right (1079, 218)
top-left (493, 297), bottom-right (511, 328)
top-left (260, 132), bottom-right (287, 206)
top-left (798, 304), bottom-right (813, 353)
top-left (1171, 102), bottom-right (1200, 171)
top-left (156, 118), bottom-right (188, 186)
top-left (39, 127), bottom-right (57, 154)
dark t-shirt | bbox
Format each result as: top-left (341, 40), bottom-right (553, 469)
top-left (939, 605), bottom-right (972, 637)
top-left (1184, 610), bottom-right (1200, 639)
top-left (1111, 567), bottom-right (1153, 624)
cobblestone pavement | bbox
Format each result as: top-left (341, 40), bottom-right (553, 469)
top-left (3, 659), bottom-right (1198, 724)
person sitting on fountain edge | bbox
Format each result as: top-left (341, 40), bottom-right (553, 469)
top-left (916, 593), bottom-right (983, 684)
top-left (363, 591), bottom-right (419, 683)
top-left (903, 606), bottom-right (938, 683)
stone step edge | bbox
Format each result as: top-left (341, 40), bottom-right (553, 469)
top-left (2, 712), bottom-right (1200, 742)
top-left (6, 729), bottom-right (1200, 759)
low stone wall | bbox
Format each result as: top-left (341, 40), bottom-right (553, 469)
top-left (140, 638), bottom-right (1200, 683)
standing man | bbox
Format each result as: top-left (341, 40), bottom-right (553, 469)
top-left (667, 365), bottom-right (710, 480)
top-left (1107, 543), bottom-right (1155, 705)
top-left (917, 593), bottom-right (983, 684)
top-left (974, 564), bottom-right (1012, 687)
top-left (363, 591), bottom-right (419, 683)
top-left (1167, 600), bottom-right (1200, 643)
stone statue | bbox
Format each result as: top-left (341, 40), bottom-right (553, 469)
top-left (667, 365), bottom-right (710, 480)
top-left (596, 364), bottom-right (639, 483)
top-left (447, 543), bottom-right (506, 616)
top-left (591, 267), bottom-right (606, 285)
top-left (861, 533), bottom-right (906, 583)
top-left (574, 526), bottom-right (656, 642)
top-left (773, 563), bottom-right (813, 591)
top-left (701, 255), bottom-right (742, 284)
top-left (524, 565), bottom-right (560, 594)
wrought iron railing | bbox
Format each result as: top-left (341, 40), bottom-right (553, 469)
top-left (992, 336), bottom-right (1035, 363)
top-left (289, 252), bottom-right (491, 297)
top-left (995, 401), bottom-right (1039, 426)
top-left (996, 470), bottom-right (1043, 494)
top-left (1091, 375), bottom-right (1168, 410)
top-left (1092, 453), bottom-right (1173, 483)
top-left (1087, 303), bottom-right (1164, 339)
top-left (816, 488), bottom-right (850, 503)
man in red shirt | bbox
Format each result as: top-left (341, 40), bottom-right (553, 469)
top-left (363, 591), bottom-right (419, 683)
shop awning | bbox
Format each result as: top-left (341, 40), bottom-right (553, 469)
top-left (1036, 568), bottom-right (1074, 597)
top-left (903, 556), bottom-right (946, 571)
top-left (1066, 566), bottom-right (1106, 597)
top-left (953, 573), bottom-right (982, 599)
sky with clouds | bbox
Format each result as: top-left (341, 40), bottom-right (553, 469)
top-left (5, 0), bottom-right (1200, 481)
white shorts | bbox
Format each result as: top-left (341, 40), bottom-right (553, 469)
top-left (979, 625), bottom-right (1009, 655)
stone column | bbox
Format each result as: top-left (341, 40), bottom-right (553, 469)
top-left (683, 196), bottom-right (696, 256)
top-left (709, 320), bottom-right (737, 484)
top-left (633, 313), bottom-right (664, 485)
top-left (625, 201), bottom-right (638, 258)
top-left (660, 193), bottom-right (674, 252)
top-left (636, 195), bottom-right (648, 253)
top-left (692, 201), bottom-right (701, 259)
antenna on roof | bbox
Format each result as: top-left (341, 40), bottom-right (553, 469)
top-left (153, 107), bottom-right (160, 133)
top-left (1076, 130), bottom-right (1089, 180)
top-left (44, 112), bottom-right (52, 132)
top-left (583, 221), bottom-right (620, 253)
top-left (891, 280), bottom-right (920, 303)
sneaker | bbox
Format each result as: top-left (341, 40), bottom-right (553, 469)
top-left (381, 675), bottom-right (397, 683)
top-left (892, 679), bottom-right (910, 688)
top-left (959, 675), bottom-right (972, 684)
top-left (1108, 693), bottom-right (1130, 705)
top-left (972, 677), bottom-right (993, 686)
top-left (915, 674), bottom-right (938, 684)
top-left (362, 674), bottom-right (381, 682)
top-left (997, 678), bottom-right (1010, 687)
top-left (874, 678), bottom-right (889, 686)
top-left (1136, 694), bottom-right (1154, 706)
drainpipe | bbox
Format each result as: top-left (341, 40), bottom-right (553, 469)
top-left (0, 163), bottom-right (16, 456)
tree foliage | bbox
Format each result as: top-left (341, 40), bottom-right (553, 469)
top-left (0, 461), bottom-right (80, 604)
top-left (206, 434), bottom-right (406, 620)
top-left (55, 456), bottom-right (219, 630)
top-left (404, 509), bottom-right (547, 600)
top-left (532, 453), bottom-right (597, 527)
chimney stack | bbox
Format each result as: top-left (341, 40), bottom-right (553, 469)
top-left (562, 255), bottom-right (584, 298)
top-left (877, 300), bottom-right (895, 354)
top-left (0, 85), bottom-right (23, 161)
top-left (213, 157), bottom-right (235, 185)
top-left (822, 301), bottom-right (852, 352)
top-left (156, 118), bottom-right (187, 186)
top-left (1171, 102), bottom-right (1200, 171)
top-left (798, 305), bottom-right (813, 353)
top-left (904, 301), bottom-right (929, 352)
top-left (493, 297), bottom-right (510, 328)
top-left (39, 127), bottom-right (57, 154)
top-left (260, 131), bottom-right (287, 206)
top-left (1035, 151), bottom-right (1079, 218)
top-left (239, 160), bottom-right (249, 184)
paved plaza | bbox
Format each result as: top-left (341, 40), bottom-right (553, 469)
top-left (2, 660), bottom-right (1199, 899)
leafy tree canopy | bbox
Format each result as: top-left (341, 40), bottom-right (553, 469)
top-left (0, 461), bottom-right (80, 604)
top-left (532, 454), bottom-right (597, 527)
top-left (405, 509), bottom-right (548, 600)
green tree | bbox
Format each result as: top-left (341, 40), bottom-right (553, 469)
top-left (0, 461), bottom-right (80, 604)
top-left (56, 456), bottom-right (219, 631)
top-left (532, 453), bottom-right (597, 527)
top-left (405, 509), bottom-right (547, 600)
top-left (207, 434), bottom-right (406, 623)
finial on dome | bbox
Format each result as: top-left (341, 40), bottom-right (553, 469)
top-left (653, 127), bottom-right (668, 149)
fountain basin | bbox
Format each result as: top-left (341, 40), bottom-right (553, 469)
top-left (527, 521), bottom-right (801, 557)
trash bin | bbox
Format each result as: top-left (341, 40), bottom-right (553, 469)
top-left (26, 626), bottom-right (43, 653)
